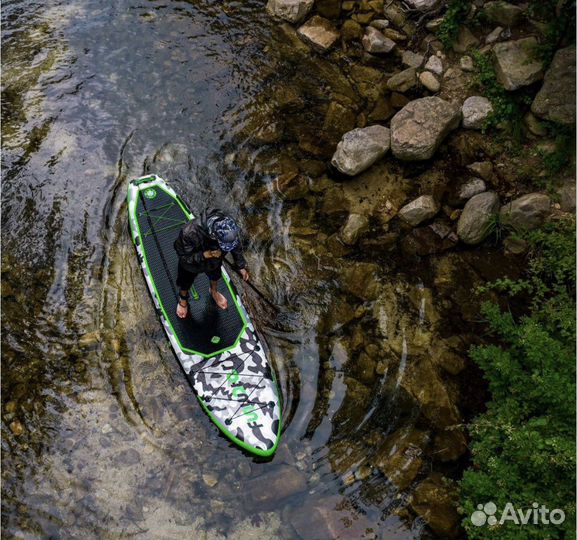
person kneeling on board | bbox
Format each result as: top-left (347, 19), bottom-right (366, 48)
top-left (174, 209), bottom-right (249, 317)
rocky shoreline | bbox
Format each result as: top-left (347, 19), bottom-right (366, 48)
top-left (241, 0), bottom-right (575, 537)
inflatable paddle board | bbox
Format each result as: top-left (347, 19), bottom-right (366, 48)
top-left (127, 174), bottom-right (281, 456)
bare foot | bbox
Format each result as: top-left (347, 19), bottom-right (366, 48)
top-left (211, 290), bottom-right (228, 310)
top-left (176, 299), bottom-right (188, 318)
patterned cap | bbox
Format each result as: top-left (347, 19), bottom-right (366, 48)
top-left (210, 216), bottom-right (240, 252)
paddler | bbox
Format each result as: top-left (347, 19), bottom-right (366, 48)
top-left (174, 209), bottom-right (249, 317)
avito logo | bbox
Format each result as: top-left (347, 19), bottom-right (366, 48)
top-left (471, 501), bottom-right (566, 527)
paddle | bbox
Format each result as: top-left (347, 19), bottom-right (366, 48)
top-left (222, 256), bottom-right (279, 312)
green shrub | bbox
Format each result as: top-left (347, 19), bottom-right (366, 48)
top-left (460, 217), bottom-right (576, 540)
top-left (471, 50), bottom-right (531, 134)
top-left (436, 0), bottom-right (471, 49)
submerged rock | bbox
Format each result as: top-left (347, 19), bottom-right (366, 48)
top-left (398, 195), bottom-right (439, 226)
top-left (531, 45), bottom-right (576, 125)
top-left (362, 27), bottom-right (396, 54)
top-left (246, 465), bottom-right (306, 507)
top-left (341, 19), bottom-right (363, 41)
top-left (340, 213), bottom-right (370, 245)
top-left (410, 473), bottom-right (461, 538)
top-left (373, 427), bottom-right (430, 489)
top-left (341, 262), bottom-right (380, 301)
top-left (401, 223), bottom-right (458, 256)
top-left (457, 191), bottom-right (500, 244)
top-left (331, 125), bottom-right (391, 176)
top-left (462, 96), bottom-right (493, 129)
top-left (500, 193), bottom-right (551, 231)
top-left (297, 15), bottom-right (339, 52)
top-left (289, 495), bottom-right (376, 540)
top-left (266, 0), bottom-right (313, 23)
top-left (493, 38), bottom-right (544, 91)
top-left (390, 97), bottom-right (461, 161)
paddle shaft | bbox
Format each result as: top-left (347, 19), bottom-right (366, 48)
top-left (222, 256), bottom-right (278, 310)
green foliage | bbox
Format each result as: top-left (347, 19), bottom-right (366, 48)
top-left (537, 124), bottom-right (577, 176)
top-left (460, 217), bottom-right (576, 540)
top-left (471, 50), bottom-right (531, 134)
top-left (436, 0), bottom-right (471, 49)
top-left (526, 0), bottom-right (576, 66)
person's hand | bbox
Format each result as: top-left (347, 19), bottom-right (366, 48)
top-left (203, 250), bottom-right (222, 259)
top-left (239, 268), bottom-right (249, 281)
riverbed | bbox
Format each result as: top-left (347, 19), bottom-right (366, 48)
top-left (1, 1), bottom-right (508, 538)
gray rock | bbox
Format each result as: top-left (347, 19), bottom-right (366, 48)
top-left (266, 0), bottom-right (313, 23)
top-left (558, 181), bottom-right (576, 213)
top-left (462, 96), bottom-right (493, 129)
top-left (297, 16), bottom-right (339, 52)
top-left (484, 1), bottom-right (524, 27)
top-left (460, 55), bottom-right (474, 72)
top-left (493, 38), bottom-right (544, 91)
top-left (466, 161), bottom-right (493, 180)
top-left (370, 19), bottom-right (390, 30)
top-left (457, 191), bottom-right (500, 244)
top-left (531, 46), bottom-right (576, 125)
top-left (458, 177), bottom-right (486, 201)
top-left (419, 71), bottom-right (440, 92)
top-left (523, 111), bottom-right (548, 137)
top-left (362, 27), bottom-right (396, 53)
top-left (500, 193), bottom-right (551, 230)
top-left (485, 26), bottom-right (504, 44)
top-left (387, 67), bottom-right (417, 92)
top-left (426, 17), bottom-right (444, 32)
top-left (424, 55), bottom-right (443, 75)
top-left (331, 125), bottom-right (391, 176)
top-left (398, 195), bottom-right (440, 226)
top-left (453, 26), bottom-right (479, 53)
top-left (340, 213), bottom-right (369, 245)
top-left (402, 50), bottom-right (425, 69)
top-left (403, 0), bottom-right (441, 10)
top-left (391, 97), bottom-right (461, 161)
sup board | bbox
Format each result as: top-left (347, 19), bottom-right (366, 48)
top-left (127, 174), bottom-right (281, 456)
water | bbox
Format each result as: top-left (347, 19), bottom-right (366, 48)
top-left (1, 1), bottom-right (489, 538)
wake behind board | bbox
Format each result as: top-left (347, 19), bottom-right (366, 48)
top-left (127, 174), bottom-right (281, 456)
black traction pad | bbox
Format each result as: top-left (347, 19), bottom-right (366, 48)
top-left (136, 187), bottom-right (245, 356)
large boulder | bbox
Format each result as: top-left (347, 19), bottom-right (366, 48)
top-left (410, 473), bottom-right (461, 538)
top-left (391, 97), bottom-right (461, 161)
top-left (493, 38), bottom-right (544, 91)
top-left (483, 1), bottom-right (524, 26)
top-left (331, 125), bottom-right (391, 176)
top-left (531, 46), bottom-right (576, 125)
top-left (362, 26), bottom-right (396, 53)
top-left (398, 195), bottom-right (440, 226)
top-left (457, 191), bottom-right (500, 244)
top-left (462, 96), bottom-right (493, 129)
top-left (297, 16), bottom-right (340, 52)
top-left (500, 193), bottom-right (551, 231)
top-left (266, 0), bottom-right (313, 23)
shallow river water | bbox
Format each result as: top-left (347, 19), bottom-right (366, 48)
top-left (1, 1), bottom-right (493, 539)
